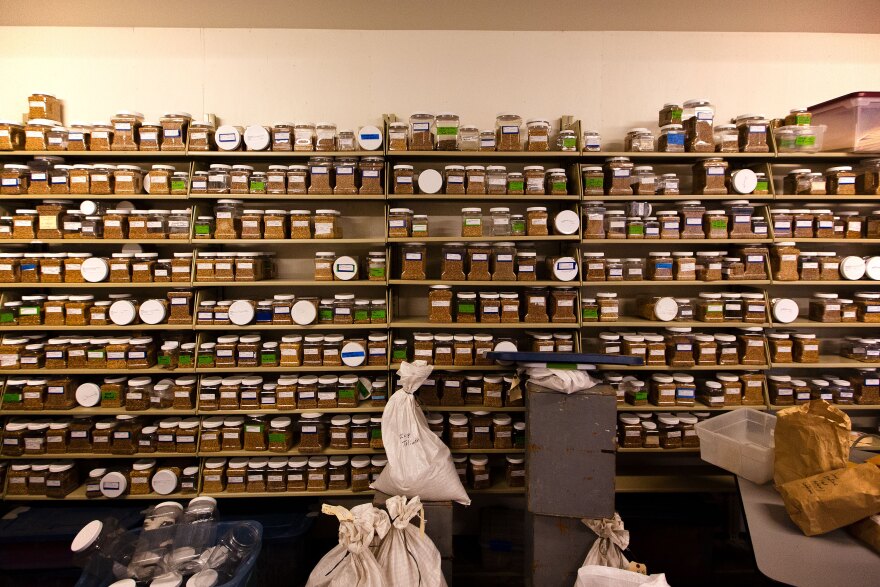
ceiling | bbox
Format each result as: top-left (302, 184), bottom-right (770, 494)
top-left (2, 0), bottom-right (877, 32)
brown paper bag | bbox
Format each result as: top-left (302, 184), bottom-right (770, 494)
top-left (848, 515), bottom-right (880, 554)
top-left (777, 463), bottom-right (880, 536)
top-left (773, 400), bottom-right (852, 486)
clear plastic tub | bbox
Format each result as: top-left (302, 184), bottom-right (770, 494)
top-left (774, 124), bottom-right (826, 153)
top-left (694, 409), bottom-right (776, 484)
top-left (808, 91), bottom-right (880, 152)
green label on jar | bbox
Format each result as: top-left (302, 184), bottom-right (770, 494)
top-left (582, 308), bottom-right (599, 319)
top-left (338, 389), bottom-right (355, 399)
top-left (795, 135), bottom-right (816, 146)
top-left (369, 267), bottom-right (385, 278)
top-left (796, 114), bottom-right (811, 125)
top-left (195, 224), bottom-right (210, 235)
top-left (261, 353), bottom-right (277, 363)
top-left (562, 136), bottom-right (577, 148)
top-left (3, 393), bottom-right (22, 403)
top-left (508, 181), bottom-right (524, 192)
top-left (710, 219), bottom-right (727, 229)
top-left (551, 181), bottom-right (567, 192)
top-left (585, 177), bottom-right (604, 188)
top-left (101, 391), bottom-right (118, 400)
top-left (755, 180), bottom-right (768, 192)
top-left (197, 355), bottom-right (212, 366)
top-left (371, 309), bottom-right (386, 321)
top-left (268, 433), bottom-right (287, 443)
top-left (632, 391), bottom-right (648, 401)
top-left (179, 355), bottom-right (192, 366)
top-left (158, 355), bottom-right (171, 365)
top-left (0, 311), bottom-right (14, 323)
top-left (392, 349), bottom-right (407, 360)
top-left (250, 181), bottom-right (266, 191)
top-left (319, 309), bottom-right (333, 321)
top-left (355, 310), bottom-right (369, 321)
top-left (171, 180), bottom-right (186, 192)
top-left (371, 429), bottom-right (382, 438)
top-left (669, 108), bottom-right (683, 120)
top-left (511, 220), bottom-right (525, 232)
top-left (436, 126), bottom-right (458, 136)
top-left (628, 225), bottom-right (644, 235)
top-left (458, 303), bottom-right (475, 314)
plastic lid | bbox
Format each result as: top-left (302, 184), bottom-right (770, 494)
top-left (417, 168), bottom-right (443, 194)
top-left (150, 572), bottom-right (183, 587)
top-left (653, 297), bottom-right (679, 322)
top-left (553, 210), bottom-right (580, 234)
top-left (75, 382), bottom-right (101, 407)
top-left (333, 256), bottom-right (358, 281)
top-left (100, 471), bottom-right (128, 498)
top-left (108, 299), bottom-right (137, 326)
top-left (71, 520), bottom-right (104, 553)
top-left (228, 300), bottom-right (255, 326)
top-left (151, 469), bottom-right (180, 495)
top-left (341, 341), bottom-right (366, 367)
top-left (186, 569), bottom-right (219, 587)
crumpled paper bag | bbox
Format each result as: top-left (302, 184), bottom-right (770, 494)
top-left (773, 400), bottom-right (851, 486)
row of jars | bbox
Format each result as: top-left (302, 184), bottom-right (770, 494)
top-left (199, 202), bottom-right (349, 240)
top-left (0, 334), bottom-right (182, 371)
top-left (617, 412), bottom-right (704, 450)
top-left (3, 206), bottom-right (191, 240)
top-left (399, 331), bottom-right (570, 366)
top-left (392, 165), bottom-right (570, 195)
top-left (782, 164), bottom-right (880, 195)
top-left (411, 372), bottom-right (520, 408)
top-left (195, 333), bottom-right (387, 369)
top-left (391, 113), bottom-right (573, 152)
top-left (627, 111), bottom-right (770, 154)
top-left (0, 162), bottom-right (188, 195)
top-left (770, 208), bottom-right (880, 239)
top-left (583, 202), bottom-right (768, 240)
top-left (426, 286), bottom-right (577, 324)
top-left (806, 292), bottom-right (880, 324)
top-left (387, 206), bottom-right (577, 239)
top-left (0, 415), bottom-right (200, 456)
top-left (842, 338), bottom-right (880, 364)
top-left (580, 248), bottom-right (769, 282)
top-left (2, 375), bottom-right (197, 411)
top-left (626, 292), bottom-right (767, 323)
top-left (195, 294), bottom-right (386, 327)
top-left (3, 460), bottom-right (81, 498)
top-left (0, 252), bottom-right (194, 284)
top-left (591, 327), bottom-right (770, 367)
top-left (605, 371), bottom-right (764, 408)
top-left (198, 374), bottom-right (385, 411)
top-left (0, 291), bottom-right (192, 327)
top-left (203, 122), bottom-right (381, 152)
top-left (768, 370), bottom-right (879, 405)
top-left (201, 455), bottom-right (385, 494)
top-left (592, 157), bottom-right (755, 196)
top-left (771, 243), bottom-right (880, 282)
top-left (200, 159), bottom-right (383, 195)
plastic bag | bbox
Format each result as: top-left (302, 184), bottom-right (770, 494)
top-left (523, 365), bottom-right (600, 394)
top-left (372, 362), bottom-right (471, 505)
top-left (575, 565), bottom-right (671, 587)
top-left (306, 504), bottom-right (391, 587)
top-left (375, 496), bottom-right (447, 587)
top-left (582, 514), bottom-right (630, 569)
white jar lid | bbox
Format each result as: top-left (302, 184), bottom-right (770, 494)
top-left (653, 297), bottom-right (679, 322)
top-left (100, 471), bottom-right (129, 498)
top-left (109, 299), bottom-right (137, 326)
top-left (243, 125), bottom-right (271, 151)
top-left (151, 469), bottom-right (179, 495)
top-left (553, 210), bottom-right (580, 234)
top-left (289, 300), bottom-right (316, 325)
top-left (772, 298), bottom-right (799, 323)
top-left (80, 257), bottom-right (109, 283)
top-left (417, 168), bottom-right (443, 194)
top-left (333, 256), bottom-right (358, 280)
top-left (138, 299), bottom-right (168, 325)
top-left (228, 300), bottom-right (255, 326)
top-left (341, 341), bottom-right (366, 366)
top-left (552, 257), bottom-right (579, 281)
top-left (75, 382), bottom-right (101, 407)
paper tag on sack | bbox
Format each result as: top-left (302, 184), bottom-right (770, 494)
top-left (627, 561), bottom-right (648, 575)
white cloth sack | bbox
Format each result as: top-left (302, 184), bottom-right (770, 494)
top-left (524, 366), bottom-right (600, 394)
top-left (372, 362), bottom-right (471, 505)
top-left (575, 566), bottom-right (670, 587)
top-left (376, 496), bottom-right (447, 587)
top-left (582, 514), bottom-right (630, 569)
top-left (306, 503), bottom-right (391, 587)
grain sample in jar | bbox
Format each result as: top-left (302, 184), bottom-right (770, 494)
top-left (736, 328), bottom-right (767, 365)
top-left (313, 209), bottom-right (341, 239)
top-left (693, 158), bottom-right (728, 195)
top-left (495, 113), bottom-right (522, 151)
top-left (427, 285), bottom-right (453, 323)
top-left (393, 165), bottom-right (415, 194)
top-left (524, 206), bottom-right (548, 236)
top-left (460, 207), bottom-right (483, 237)
top-left (400, 242), bottom-right (427, 280)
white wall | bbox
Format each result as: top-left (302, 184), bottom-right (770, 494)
top-left (2, 27), bottom-right (880, 149)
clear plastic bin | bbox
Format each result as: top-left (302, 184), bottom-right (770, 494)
top-left (774, 125), bottom-right (826, 153)
top-left (694, 408), bottom-right (776, 484)
top-left (808, 91), bottom-right (880, 152)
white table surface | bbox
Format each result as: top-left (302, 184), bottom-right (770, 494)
top-left (738, 476), bottom-right (880, 586)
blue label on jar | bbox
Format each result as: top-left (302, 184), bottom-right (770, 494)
top-left (341, 350), bottom-right (366, 359)
top-left (668, 133), bottom-right (685, 145)
top-left (360, 133), bottom-right (381, 140)
top-left (656, 262), bottom-right (673, 270)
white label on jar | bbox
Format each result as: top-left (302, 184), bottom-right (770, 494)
top-left (628, 268), bottom-right (642, 276)
top-left (431, 300), bottom-right (450, 307)
top-left (470, 175), bottom-right (484, 183)
top-left (388, 219), bottom-right (406, 228)
top-left (838, 176), bottom-right (856, 185)
top-left (707, 167), bottom-right (724, 175)
top-left (13, 219), bottom-right (32, 226)
top-left (802, 262), bottom-right (818, 269)
top-left (414, 349), bottom-right (432, 357)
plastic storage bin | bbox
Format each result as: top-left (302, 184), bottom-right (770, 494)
top-left (808, 91), bottom-right (880, 152)
top-left (694, 408), bottom-right (776, 484)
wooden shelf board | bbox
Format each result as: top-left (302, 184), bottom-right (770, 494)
top-left (617, 447), bottom-right (701, 454)
top-left (1, 408), bottom-right (195, 416)
top-left (785, 238), bottom-right (880, 244)
top-left (3, 486), bottom-right (194, 501)
top-left (769, 281), bottom-right (879, 286)
top-left (201, 280), bottom-right (385, 287)
top-left (422, 406), bottom-right (526, 412)
top-left (774, 319), bottom-right (880, 328)
top-left (583, 195), bottom-right (774, 201)
top-left (617, 404), bottom-right (766, 412)
top-left (2, 324), bottom-right (192, 332)
top-left (614, 474), bottom-right (736, 493)
top-left (204, 447), bottom-right (523, 457)
top-left (197, 402), bottom-right (386, 415)
top-left (386, 194), bottom-right (580, 201)
top-left (581, 238), bottom-right (773, 245)
top-left (580, 279), bottom-right (772, 286)
top-left (1, 151), bottom-right (188, 158)
top-left (0, 282), bottom-right (186, 288)
top-left (390, 320), bottom-right (580, 329)
top-left (5, 368), bottom-right (196, 375)
top-left (768, 403), bottom-right (880, 411)
top-left (195, 323), bottom-right (378, 331)
top-left (582, 151), bottom-right (774, 159)
top-left (386, 150), bottom-right (579, 159)
top-left (1, 239), bottom-right (190, 245)
top-left (389, 279), bottom-right (565, 286)
top-left (582, 320), bottom-right (770, 328)
top-left (602, 364), bottom-right (770, 371)
top-left (2, 452), bottom-right (183, 460)
top-left (0, 194), bottom-right (187, 200)
top-left (195, 365), bottom-right (389, 373)
top-left (774, 195), bottom-right (880, 201)
top-left (188, 150), bottom-right (381, 158)
top-left (390, 364), bottom-right (508, 371)
top-left (388, 235), bottom-right (578, 243)
top-left (188, 194), bottom-right (386, 200)
top-left (769, 357), bottom-right (870, 369)
top-left (206, 238), bottom-right (383, 244)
